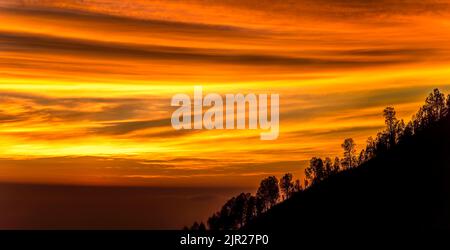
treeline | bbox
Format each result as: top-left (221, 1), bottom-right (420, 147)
top-left (186, 88), bottom-right (450, 231)
top-left (186, 173), bottom-right (302, 231)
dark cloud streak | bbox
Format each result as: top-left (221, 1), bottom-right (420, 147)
top-left (1, 31), bottom-right (426, 68)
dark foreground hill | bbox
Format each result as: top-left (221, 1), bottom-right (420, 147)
top-left (246, 115), bottom-right (450, 232)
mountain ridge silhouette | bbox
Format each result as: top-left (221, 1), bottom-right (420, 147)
top-left (245, 114), bottom-right (450, 232)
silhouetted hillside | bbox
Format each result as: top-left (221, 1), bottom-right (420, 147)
top-left (246, 114), bottom-right (450, 232)
top-left (185, 89), bottom-right (450, 236)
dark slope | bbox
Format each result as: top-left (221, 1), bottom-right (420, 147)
top-left (247, 116), bottom-right (450, 232)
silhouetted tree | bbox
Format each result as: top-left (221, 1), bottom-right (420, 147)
top-left (358, 149), bottom-right (366, 165)
top-left (402, 121), bottom-right (414, 139)
top-left (206, 193), bottom-right (255, 230)
top-left (425, 88), bottom-right (445, 122)
top-left (333, 156), bottom-right (341, 173)
top-left (411, 89), bottom-right (447, 132)
top-left (375, 131), bottom-right (389, 154)
top-left (191, 221), bottom-right (200, 230)
top-left (256, 176), bottom-right (280, 212)
top-left (293, 179), bottom-right (303, 192)
top-left (445, 94), bottom-right (450, 116)
top-left (324, 157), bottom-right (333, 177)
top-left (304, 179), bottom-right (309, 189)
top-left (396, 119), bottom-right (405, 141)
top-left (233, 193), bottom-right (252, 228)
top-left (341, 138), bottom-right (357, 169)
top-left (219, 196), bottom-right (238, 229)
top-left (365, 136), bottom-right (376, 160)
top-left (198, 222), bottom-right (207, 231)
top-left (244, 195), bottom-right (257, 224)
top-left (256, 197), bottom-right (265, 216)
top-left (305, 157), bottom-right (325, 184)
top-left (280, 173), bottom-right (294, 200)
top-left (207, 212), bottom-right (221, 230)
top-left (413, 108), bottom-right (425, 131)
top-left (383, 107), bottom-right (398, 148)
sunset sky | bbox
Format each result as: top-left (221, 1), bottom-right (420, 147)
top-left (2, 0), bottom-right (450, 188)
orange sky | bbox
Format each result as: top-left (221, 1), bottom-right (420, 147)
top-left (2, 0), bottom-right (450, 187)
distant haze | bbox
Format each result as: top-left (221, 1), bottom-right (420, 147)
top-left (0, 182), bottom-right (251, 229)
